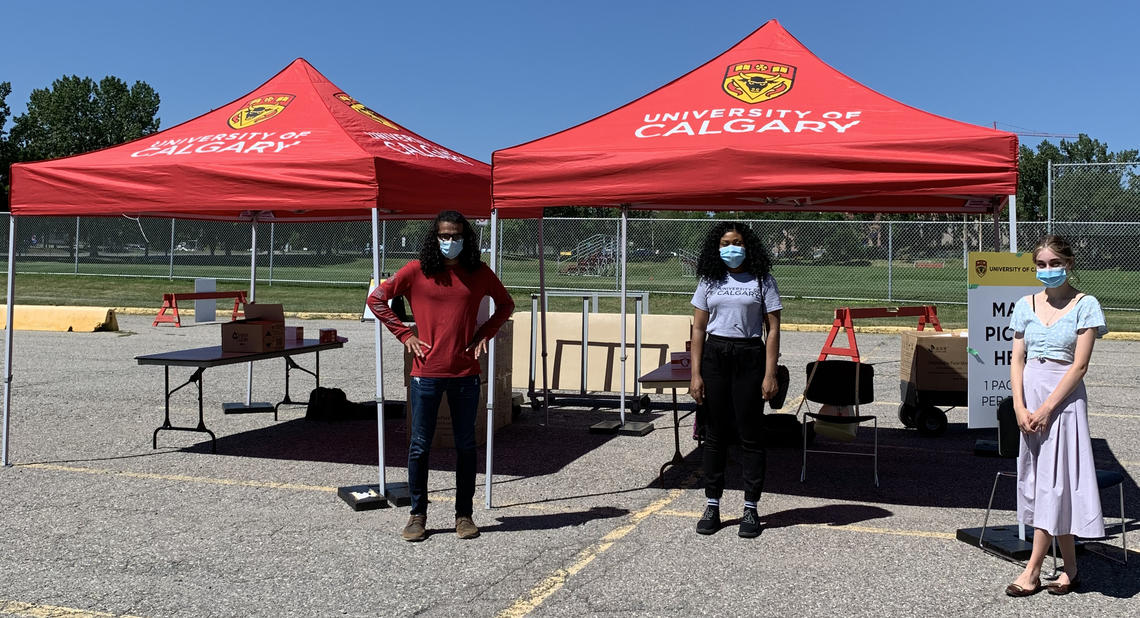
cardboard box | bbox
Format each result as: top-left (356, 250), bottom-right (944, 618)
top-left (221, 303), bottom-right (285, 353)
top-left (900, 331), bottom-right (968, 394)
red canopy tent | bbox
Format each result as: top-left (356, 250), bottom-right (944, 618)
top-left (493, 20), bottom-right (1018, 214)
top-left (491, 20), bottom-right (1020, 427)
top-left (5, 59), bottom-right (517, 508)
top-left (10, 58), bottom-right (493, 221)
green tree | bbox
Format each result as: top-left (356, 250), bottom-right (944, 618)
top-left (1016, 134), bottom-right (1139, 221)
top-left (9, 75), bottom-right (160, 253)
top-left (10, 75), bottom-right (160, 160)
top-left (0, 81), bottom-right (12, 209)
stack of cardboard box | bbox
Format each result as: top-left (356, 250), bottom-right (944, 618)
top-left (221, 303), bottom-right (285, 353)
top-left (899, 331), bottom-right (968, 403)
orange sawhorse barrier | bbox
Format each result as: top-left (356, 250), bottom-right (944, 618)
top-left (153, 291), bottom-right (247, 327)
top-left (816, 305), bottom-right (942, 363)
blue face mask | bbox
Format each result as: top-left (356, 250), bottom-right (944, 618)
top-left (1036, 267), bottom-right (1068, 288)
top-left (439, 238), bottom-right (463, 260)
top-left (719, 245), bottom-right (745, 269)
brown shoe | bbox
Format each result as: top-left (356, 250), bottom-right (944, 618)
top-left (456, 516), bottom-right (480, 539)
top-left (1004, 578), bottom-right (1040, 597)
top-left (1045, 573), bottom-right (1080, 595)
top-left (401, 514), bottom-right (427, 542)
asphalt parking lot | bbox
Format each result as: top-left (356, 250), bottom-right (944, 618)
top-left (0, 314), bottom-right (1136, 616)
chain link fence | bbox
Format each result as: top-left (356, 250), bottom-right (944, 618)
top-left (0, 214), bottom-right (1137, 311)
top-left (1039, 161), bottom-right (1140, 311)
top-left (1048, 162), bottom-right (1140, 225)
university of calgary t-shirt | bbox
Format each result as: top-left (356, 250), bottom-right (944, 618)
top-left (690, 272), bottom-right (782, 338)
top-left (367, 260), bottom-right (514, 377)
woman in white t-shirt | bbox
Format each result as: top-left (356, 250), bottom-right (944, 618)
top-left (689, 221), bottom-right (782, 538)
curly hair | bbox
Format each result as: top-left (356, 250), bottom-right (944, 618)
top-left (695, 221), bottom-right (771, 283)
top-left (419, 210), bottom-right (483, 276)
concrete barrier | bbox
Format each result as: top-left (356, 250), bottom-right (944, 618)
top-left (0, 305), bottom-right (119, 332)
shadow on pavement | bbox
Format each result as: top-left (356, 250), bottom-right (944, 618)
top-left (656, 422), bottom-right (1139, 515)
top-left (187, 406), bottom-right (630, 478)
top-left (414, 506), bottom-right (630, 539)
top-left (760, 504), bottom-right (893, 529)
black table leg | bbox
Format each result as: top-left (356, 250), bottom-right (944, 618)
top-left (659, 389), bottom-right (688, 488)
top-left (154, 366), bottom-right (217, 453)
top-left (274, 353), bottom-right (321, 417)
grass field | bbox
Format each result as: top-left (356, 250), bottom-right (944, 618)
top-left (3, 270), bottom-right (1138, 331)
top-left (10, 250), bottom-right (1140, 304)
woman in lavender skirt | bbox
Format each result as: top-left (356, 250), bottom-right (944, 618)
top-left (1004, 235), bottom-right (1107, 597)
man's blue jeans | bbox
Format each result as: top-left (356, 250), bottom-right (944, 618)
top-left (407, 374), bottom-right (481, 517)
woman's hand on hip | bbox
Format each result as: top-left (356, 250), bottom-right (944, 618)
top-left (404, 336), bottom-right (431, 359)
top-left (689, 375), bottom-right (704, 405)
top-left (466, 337), bottom-right (488, 359)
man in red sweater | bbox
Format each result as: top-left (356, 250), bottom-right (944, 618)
top-left (367, 210), bottom-right (514, 542)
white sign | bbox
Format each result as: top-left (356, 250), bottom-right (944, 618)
top-left (966, 252), bottom-right (1038, 428)
top-left (194, 277), bottom-right (216, 323)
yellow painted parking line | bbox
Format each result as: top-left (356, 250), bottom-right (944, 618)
top-left (22, 463), bottom-right (338, 493)
top-left (803, 523), bottom-right (956, 540)
top-left (0, 599), bottom-right (144, 618)
top-left (496, 489), bottom-right (684, 618)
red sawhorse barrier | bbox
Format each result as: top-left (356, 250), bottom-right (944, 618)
top-left (153, 291), bottom-right (247, 327)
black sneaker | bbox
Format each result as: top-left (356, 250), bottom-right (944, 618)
top-left (696, 505), bottom-right (720, 535)
top-left (738, 507), bottom-right (762, 538)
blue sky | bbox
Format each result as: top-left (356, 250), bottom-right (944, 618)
top-left (3, 1), bottom-right (1138, 162)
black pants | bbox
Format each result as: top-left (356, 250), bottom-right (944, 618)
top-left (700, 334), bottom-right (767, 502)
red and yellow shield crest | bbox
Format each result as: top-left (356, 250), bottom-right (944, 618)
top-left (722, 61), bottom-right (796, 104)
top-left (227, 93), bottom-right (294, 129)
top-left (334, 92), bottom-right (401, 131)
top-left (975, 260), bottom-right (988, 277)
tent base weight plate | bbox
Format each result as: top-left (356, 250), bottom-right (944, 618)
top-left (338, 483), bottom-right (412, 511)
top-left (223, 402), bottom-right (274, 414)
top-left (589, 420), bottom-right (622, 434)
top-left (618, 421), bottom-right (654, 436)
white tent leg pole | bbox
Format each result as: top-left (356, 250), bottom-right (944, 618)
top-left (246, 220), bottom-right (258, 405)
top-left (538, 216), bottom-right (550, 425)
top-left (3, 215), bottom-right (16, 466)
top-left (1007, 195), bottom-right (1018, 253)
top-left (485, 209), bottom-right (499, 509)
top-left (381, 220), bottom-right (388, 276)
top-left (372, 209), bottom-right (387, 493)
top-left (619, 206), bottom-right (628, 426)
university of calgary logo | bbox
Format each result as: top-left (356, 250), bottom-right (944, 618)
top-left (227, 93), bottom-right (294, 129)
top-left (975, 259), bottom-right (988, 277)
top-left (334, 92), bottom-right (401, 130)
top-left (722, 61), bottom-right (796, 104)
